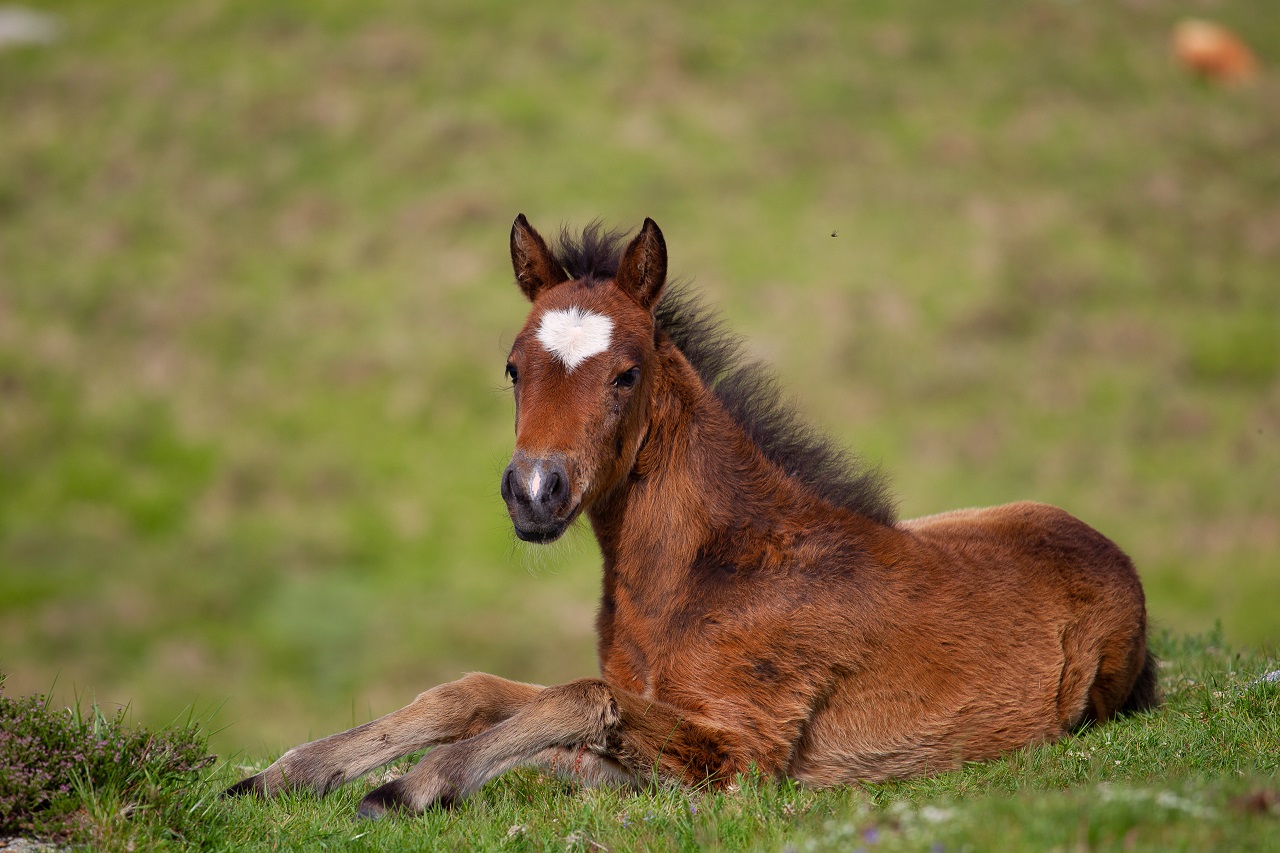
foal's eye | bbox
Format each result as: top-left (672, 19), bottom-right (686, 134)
top-left (613, 367), bottom-right (640, 389)
top-left (505, 363), bottom-right (519, 384)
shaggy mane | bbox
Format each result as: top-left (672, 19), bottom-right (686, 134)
top-left (552, 223), bottom-right (897, 527)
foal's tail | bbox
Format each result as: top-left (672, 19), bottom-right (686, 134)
top-left (1120, 649), bottom-right (1160, 715)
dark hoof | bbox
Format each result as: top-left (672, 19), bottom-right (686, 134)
top-left (358, 782), bottom-right (407, 820)
top-left (359, 779), bottom-right (457, 819)
top-left (223, 775), bottom-right (265, 798)
top-left (356, 800), bottom-right (390, 820)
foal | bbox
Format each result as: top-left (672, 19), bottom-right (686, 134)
top-left (227, 216), bottom-right (1156, 816)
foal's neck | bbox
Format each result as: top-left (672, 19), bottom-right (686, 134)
top-left (586, 342), bottom-right (788, 576)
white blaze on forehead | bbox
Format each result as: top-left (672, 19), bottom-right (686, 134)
top-left (535, 307), bottom-right (613, 372)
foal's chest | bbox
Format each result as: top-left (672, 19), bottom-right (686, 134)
top-left (597, 582), bottom-right (750, 704)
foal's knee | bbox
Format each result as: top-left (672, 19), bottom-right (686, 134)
top-left (537, 679), bottom-right (621, 738)
top-left (416, 672), bottom-right (543, 740)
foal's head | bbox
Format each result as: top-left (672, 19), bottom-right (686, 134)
top-left (500, 215), bottom-right (667, 543)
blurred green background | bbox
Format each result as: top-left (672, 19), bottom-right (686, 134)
top-left (1, 0), bottom-right (1277, 758)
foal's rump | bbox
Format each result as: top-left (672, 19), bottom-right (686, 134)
top-left (902, 500), bottom-right (1151, 721)
top-left (898, 501), bottom-right (1148, 658)
top-left (789, 501), bottom-right (1150, 785)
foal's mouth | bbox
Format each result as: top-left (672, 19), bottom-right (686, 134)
top-left (513, 524), bottom-right (567, 544)
top-left (510, 502), bottom-right (580, 544)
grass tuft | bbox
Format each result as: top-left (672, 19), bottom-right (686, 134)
top-left (0, 672), bottom-right (218, 846)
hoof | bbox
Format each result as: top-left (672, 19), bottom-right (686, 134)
top-left (358, 778), bottom-right (459, 819)
top-left (223, 775), bottom-right (265, 798)
top-left (356, 799), bottom-right (390, 820)
top-left (358, 782), bottom-right (408, 820)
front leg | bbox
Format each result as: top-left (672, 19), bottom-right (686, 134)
top-left (224, 672), bottom-right (542, 798)
top-left (358, 679), bottom-right (757, 816)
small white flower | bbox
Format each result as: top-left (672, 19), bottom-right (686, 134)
top-left (919, 806), bottom-right (954, 824)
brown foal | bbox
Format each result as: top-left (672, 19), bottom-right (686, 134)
top-left (226, 215), bottom-right (1156, 817)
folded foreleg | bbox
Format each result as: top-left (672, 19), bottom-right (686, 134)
top-left (224, 672), bottom-right (543, 799)
top-left (358, 679), bottom-right (753, 816)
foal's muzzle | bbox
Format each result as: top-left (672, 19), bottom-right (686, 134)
top-left (501, 451), bottom-right (575, 542)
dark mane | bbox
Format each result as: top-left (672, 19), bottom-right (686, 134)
top-left (553, 225), bottom-right (898, 527)
top-left (555, 221), bottom-right (629, 283)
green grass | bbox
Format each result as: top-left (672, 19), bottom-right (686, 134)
top-left (5, 632), bottom-right (1277, 850)
top-left (1, 0), bottom-right (1278, 796)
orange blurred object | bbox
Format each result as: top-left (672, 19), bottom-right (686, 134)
top-left (1173, 19), bottom-right (1259, 85)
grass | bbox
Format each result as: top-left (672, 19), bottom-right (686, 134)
top-left (0, 0), bottom-right (1278, 815)
top-left (4, 631), bottom-right (1277, 850)
top-left (0, 673), bottom-right (215, 845)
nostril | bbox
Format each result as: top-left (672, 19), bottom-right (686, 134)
top-left (541, 472), bottom-right (562, 503)
top-left (501, 466), bottom-right (517, 501)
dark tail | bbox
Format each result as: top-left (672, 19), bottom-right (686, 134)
top-left (1120, 649), bottom-right (1160, 714)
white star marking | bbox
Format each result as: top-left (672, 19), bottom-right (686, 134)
top-left (536, 307), bottom-right (613, 372)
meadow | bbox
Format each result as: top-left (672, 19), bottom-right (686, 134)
top-left (1, 0), bottom-right (1278, 847)
top-left (4, 631), bottom-right (1278, 849)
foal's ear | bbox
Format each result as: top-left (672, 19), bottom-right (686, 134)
top-left (616, 218), bottom-right (667, 312)
top-left (510, 213), bottom-right (568, 301)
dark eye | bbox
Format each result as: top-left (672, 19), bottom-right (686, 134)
top-left (613, 366), bottom-right (640, 389)
top-left (505, 363), bottom-right (518, 384)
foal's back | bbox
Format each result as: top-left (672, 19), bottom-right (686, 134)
top-left (788, 501), bottom-right (1150, 784)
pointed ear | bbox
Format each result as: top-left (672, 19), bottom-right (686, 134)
top-left (616, 218), bottom-right (667, 311)
top-left (510, 214), bottom-right (568, 301)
